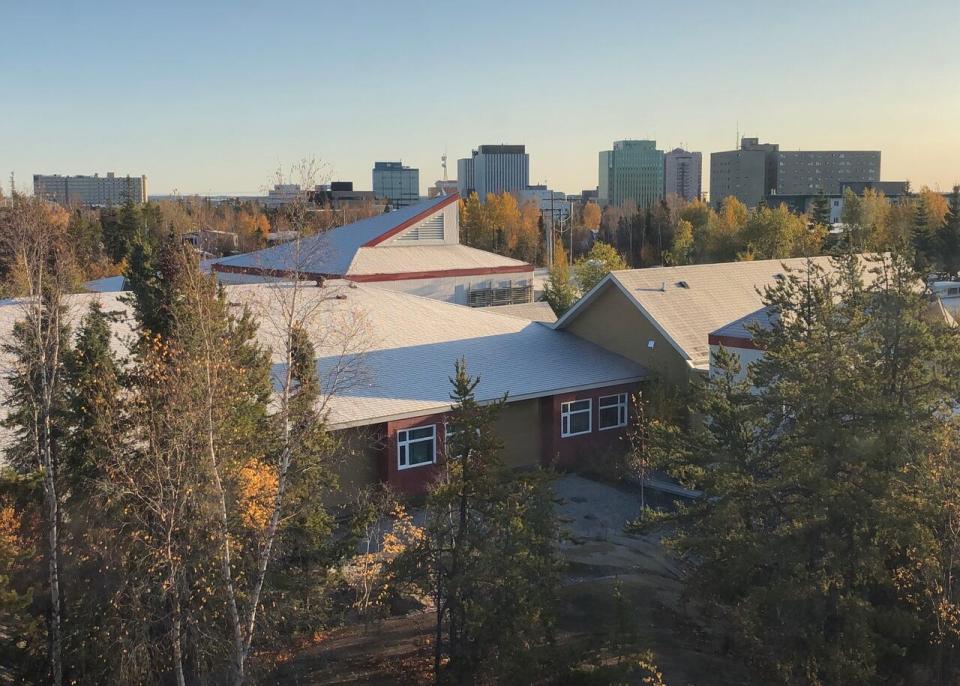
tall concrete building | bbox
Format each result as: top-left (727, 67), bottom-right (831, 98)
top-left (33, 172), bottom-right (147, 206)
top-left (372, 162), bottom-right (420, 208)
top-left (709, 138), bottom-right (780, 209)
top-left (775, 150), bottom-right (880, 195)
top-left (663, 148), bottom-right (702, 201)
top-left (458, 145), bottom-right (529, 201)
top-left (710, 137), bottom-right (881, 208)
top-left (598, 140), bottom-right (664, 208)
top-left (457, 156), bottom-right (475, 198)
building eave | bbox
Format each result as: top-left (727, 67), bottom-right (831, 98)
top-left (346, 264), bottom-right (532, 282)
top-left (326, 373), bottom-right (649, 431)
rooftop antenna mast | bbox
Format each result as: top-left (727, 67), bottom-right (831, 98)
top-left (736, 121), bottom-right (739, 149)
top-left (441, 151), bottom-right (448, 182)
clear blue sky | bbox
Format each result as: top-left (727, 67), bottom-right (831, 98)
top-left (3, 0), bottom-right (958, 197)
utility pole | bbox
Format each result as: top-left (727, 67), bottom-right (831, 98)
top-left (547, 185), bottom-right (555, 268)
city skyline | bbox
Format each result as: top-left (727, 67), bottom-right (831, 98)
top-left (3, 0), bottom-right (959, 198)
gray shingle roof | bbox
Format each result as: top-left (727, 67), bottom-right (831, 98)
top-left (482, 301), bottom-right (558, 323)
top-left (556, 256), bottom-right (869, 369)
top-left (710, 306), bottom-right (778, 340)
top-left (0, 282), bottom-right (645, 434)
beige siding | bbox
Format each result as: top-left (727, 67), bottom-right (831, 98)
top-left (565, 284), bottom-right (692, 386)
top-left (494, 398), bottom-right (542, 469)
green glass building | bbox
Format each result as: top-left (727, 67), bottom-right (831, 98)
top-left (598, 140), bottom-right (664, 208)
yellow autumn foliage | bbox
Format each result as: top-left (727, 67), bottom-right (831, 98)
top-left (237, 459), bottom-right (278, 530)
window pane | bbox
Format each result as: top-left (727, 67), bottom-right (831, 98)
top-left (408, 427), bottom-right (434, 440)
top-left (599, 406), bottom-right (622, 429)
top-left (569, 411), bottom-right (590, 434)
top-left (399, 444), bottom-right (407, 465)
top-left (408, 439), bottom-right (434, 465)
top-left (599, 394), bottom-right (624, 409)
top-left (570, 399), bottom-right (591, 412)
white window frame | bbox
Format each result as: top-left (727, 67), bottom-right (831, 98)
top-left (598, 393), bottom-right (628, 431)
top-left (397, 425), bottom-right (436, 470)
top-left (561, 399), bottom-right (592, 438)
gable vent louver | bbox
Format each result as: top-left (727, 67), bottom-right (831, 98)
top-left (396, 214), bottom-right (444, 242)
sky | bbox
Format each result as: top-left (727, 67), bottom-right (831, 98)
top-left (2, 0), bottom-right (959, 198)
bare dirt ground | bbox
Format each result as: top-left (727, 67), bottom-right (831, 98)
top-left (273, 475), bottom-right (754, 685)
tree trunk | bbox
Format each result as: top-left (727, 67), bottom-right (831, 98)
top-left (42, 452), bottom-right (63, 686)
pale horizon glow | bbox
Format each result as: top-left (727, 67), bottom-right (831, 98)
top-left (3, 0), bottom-right (959, 199)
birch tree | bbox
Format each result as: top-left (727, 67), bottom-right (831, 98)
top-left (0, 194), bottom-right (74, 685)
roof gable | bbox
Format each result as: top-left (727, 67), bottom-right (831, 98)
top-left (211, 193), bottom-right (459, 278)
top-left (556, 256), bottom-right (869, 369)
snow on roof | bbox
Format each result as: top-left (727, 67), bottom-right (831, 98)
top-left (210, 194), bottom-right (464, 278)
top-left (0, 282), bottom-right (645, 437)
top-left (556, 256), bottom-right (875, 369)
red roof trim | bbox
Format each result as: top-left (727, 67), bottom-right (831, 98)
top-left (347, 264), bottom-right (532, 282)
top-left (211, 263), bottom-right (342, 280)
top-left (708, 334), bottom-right (760, 351)
top-left (362, 193), bottom-right (461, 247)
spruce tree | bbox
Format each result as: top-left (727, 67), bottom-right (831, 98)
top-left (401, 360), bottom-right (560, 684)
top-left (810, 187), bottom-right (831, 227)
top-left (649, 254), bottom-right (960, 683)
top-left (61, 301), bottom-right (122, 491)
top-left (939, 185), bottom-right (960, 277)
top-left (101, 199), bottom-right (141, 264)
top-left (912, 194), bottom-right (935, 274)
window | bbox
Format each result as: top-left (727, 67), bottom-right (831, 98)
top-left (397, 426), bottom-right (436, 469)
top-left (598, 394), bottom-right (628, 430)
top-left (561, 399), bottom-right (592, 437)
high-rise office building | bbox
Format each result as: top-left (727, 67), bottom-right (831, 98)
top-left (372, 162), bottom-right (420, 208)
top-left (598, 140), bottom-right (664, 208)
top-left (663, 148), bottom-right (702, 201)
top-left (776, 150), bottom-right (880, 195)
top-left (709, 137), bottom-right (780, 209)
top-left (711, 138), bottom-right (881, 208)
top-left (457, 156), bottom-right (475, 198)
top-left (33, 172), bottom-right (147, 206)
top-left (458, 145), bottom-right (529, 201)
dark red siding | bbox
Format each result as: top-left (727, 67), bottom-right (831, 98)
top-left (378, 382), bottom-right (641, 495)
top-left (541, 382), bottom-right (639, 470)
top-left (384, 415), bottom-right (445, 495)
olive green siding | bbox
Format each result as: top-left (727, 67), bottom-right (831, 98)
top-left (330, 426), bottom-right (383, 503)
top-left (493, 398), bottom-right (542, 469)
top-left (564, 283), bottom-right (692, 386)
